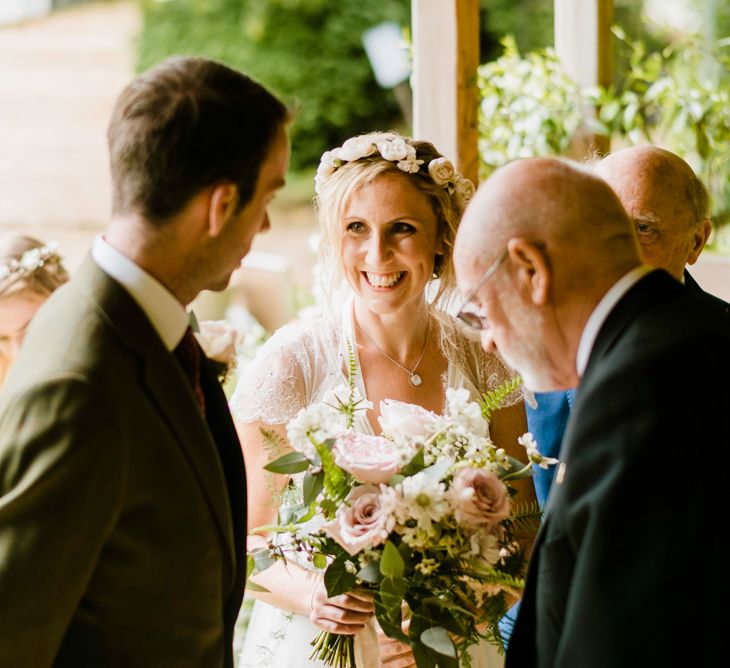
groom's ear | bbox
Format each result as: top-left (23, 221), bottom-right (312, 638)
top-left (507, 238), bottom-right (550, 306)
top-left (207, 182), bottom-right (239, 237)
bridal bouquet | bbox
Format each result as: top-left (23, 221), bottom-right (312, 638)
top-left (248, 372), bottom-right (556, 668)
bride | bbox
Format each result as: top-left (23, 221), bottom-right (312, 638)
top-left (232, 132), bottom-right (534, 667)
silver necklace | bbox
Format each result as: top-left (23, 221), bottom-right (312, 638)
top-left (354, 316), bottom-right (430, 386)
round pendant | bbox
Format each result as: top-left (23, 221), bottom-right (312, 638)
top-left (410, 373), bottom-right (422, 386)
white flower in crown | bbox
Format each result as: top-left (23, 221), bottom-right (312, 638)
top-left (317, 149), bottom-right (341, 178)
top-left (428, 157), bottom-right (456, 186)
top-left (453, 174), bottom-right (476, 203)
top-left (378, 137), bottom-right (412, 162)
top-left (339, 136), bottom-right (378, 162)
top-left (397, 157), bottom-right (424, 174)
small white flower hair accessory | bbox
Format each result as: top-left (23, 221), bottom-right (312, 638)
top-left (315, 132), bottom-right (475, 205)
top-left (0, 242), bottom-right (61, 289)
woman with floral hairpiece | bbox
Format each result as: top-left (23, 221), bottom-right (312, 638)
top-left (231, 132), bottom-right (534, 667)
top-left (0, 234), bottom-right (69, 388)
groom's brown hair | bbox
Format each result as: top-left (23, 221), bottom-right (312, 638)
top-left (107, 56), bottom-right (289, 223)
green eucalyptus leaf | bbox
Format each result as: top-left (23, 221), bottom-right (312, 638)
top-left (250, 548), bottom-right (276, 573)
top-left (380, 540), bottom-right (405, 578)
top-left (420, 627), bottom-right (457, 658)
top-left (264, 451), bottom-right (310, 474)
top-left (303, 470), bottom-right (324, 505)
top-left (357, 561), bottom-right (382, 584)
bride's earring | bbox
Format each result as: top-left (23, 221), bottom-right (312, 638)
top-left (432, 253), bottom-right (444, 279)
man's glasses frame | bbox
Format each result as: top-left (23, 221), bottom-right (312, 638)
top-left (456, 248), bottom-right (509, 331)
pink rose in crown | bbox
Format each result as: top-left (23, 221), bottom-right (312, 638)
top-left (322, 484), bottom-right (396, 556)
top-left (377, 399), bottom-right (442, 441)
top-left (333, 432), bottom-right (401, 485)
top-left (450, 467), bottom-right (511, 528)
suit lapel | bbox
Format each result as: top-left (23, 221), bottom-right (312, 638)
top-left (142, 353), bottom-right (237, 568)
top-left (74, 257), bottom-right (237, 570)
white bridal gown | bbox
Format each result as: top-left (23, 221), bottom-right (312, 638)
top-left (231, 302), bottom-right (519, 667)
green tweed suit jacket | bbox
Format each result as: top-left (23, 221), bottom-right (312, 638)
top-left (0, 257), bottom-right (247, 667)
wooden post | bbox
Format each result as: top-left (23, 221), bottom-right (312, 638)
top-left (411, 0), bottom-right (480, 184)
top-left (555, 0), bottom-right (613, 156)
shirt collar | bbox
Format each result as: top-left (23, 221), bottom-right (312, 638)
top-left (576, 265), bottom-right (653, 377)
top-left (91, 236), bottom-right (188, 351)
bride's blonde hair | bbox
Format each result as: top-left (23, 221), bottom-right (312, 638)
top-left (313, 132), bottom-right (472, 312)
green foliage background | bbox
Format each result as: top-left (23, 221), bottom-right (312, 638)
top-left (136, 0), bottom-right (410, 172)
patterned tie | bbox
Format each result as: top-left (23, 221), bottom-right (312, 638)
top-left (173, 326), bottom-right (206, 413)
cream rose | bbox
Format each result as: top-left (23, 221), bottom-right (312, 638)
top-left (338, 137), bottom-right (377, 162)
top-left (427, 157), bottom-right (456, 186)
top-left (322, 484), bottom-right (396, 556)
top-left (450, 467), bottom-right (510, 528)
top-left (378, 399), bottom-right (442, 441)
top-left (194, 320), bottom-right (238, 365)
top-left (333, 431), bottom-right (400, 484)
top-left (453, 175), bottom-right (476, 203)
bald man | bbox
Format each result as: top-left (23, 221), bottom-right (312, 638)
top-left (454, 157), bottom-right (730, 667)
top-left (596, 144), bottom-right (728, 312)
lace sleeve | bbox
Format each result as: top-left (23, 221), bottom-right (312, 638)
top-left (436, 310), bottom-right (525, 407)
top-left (229, 321), bottom-right (313, 425)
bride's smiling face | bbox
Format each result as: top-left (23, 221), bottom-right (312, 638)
top-left (339, 172), bottom-right (442, 315)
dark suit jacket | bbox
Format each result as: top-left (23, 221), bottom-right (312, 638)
top-left (684, 269), bottom-right (730, 314)
top-left (507, 270), bottom-right (730, 667)
top-left (0, 258), bottom-right (246, 667)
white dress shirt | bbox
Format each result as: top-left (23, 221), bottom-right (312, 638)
top-left (91, 236), bottom-right (188, 351)
top-left (575, 265), bottom-right (653, 377)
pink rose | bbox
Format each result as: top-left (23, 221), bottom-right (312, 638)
top-left (333, 432), bottom-right (401, 484)
top-left (322, 484), bottom-right (396, 556)
top-left (377, 399), bottom-right (441, 441)
top-left (450, 468), bottom-right (510, 528)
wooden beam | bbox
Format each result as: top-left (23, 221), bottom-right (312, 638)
top-left (555, 0), bottom-right (613, 156)
top-left (411, 0), bottom-right (480, 184)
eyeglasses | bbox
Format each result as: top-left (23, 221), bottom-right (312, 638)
top-left (456, 249), bottom-right (508, 331)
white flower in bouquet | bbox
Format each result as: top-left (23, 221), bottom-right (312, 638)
top-left (518, 432), bottom-right (559, 469)
top-left (286, 403), bottom-right (346, 459)
top-left (445, 387), bottom-right (489, 437)
top-left (469, 527), bottom-right (502, 564)
top-left (322, 484), bottom-right (397, 555)
top-left (395, 472), bottom-right (449, 532)
top-left (333, 432), bottom-right (401, 485)
top-left (378, 398), bottom-right (443, 443)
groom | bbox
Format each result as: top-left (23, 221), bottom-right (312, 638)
top-left (454, 157), bottom-right (730, 666)
top-left (0, 57), bottom-right (289, 666)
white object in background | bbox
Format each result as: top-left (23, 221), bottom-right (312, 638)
top-left (0, 0), bottom-right (52, 25)
top-left (362, 21), bottom-right (411, 89)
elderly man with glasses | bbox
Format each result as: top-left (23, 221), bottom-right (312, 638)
top-left (453, 156), bottom-right (730, 668)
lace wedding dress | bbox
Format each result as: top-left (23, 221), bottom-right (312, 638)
top-left (231, 301), bottom-right (519, 667)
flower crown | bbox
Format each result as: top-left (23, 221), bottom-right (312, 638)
top-left (314, 132), bottom-right (475, 205)
top-left (0, 243), bottom-right (61, 288)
